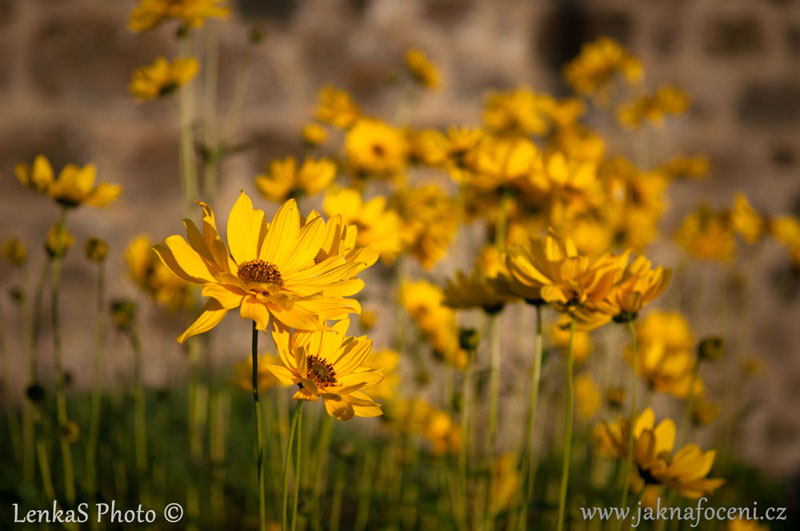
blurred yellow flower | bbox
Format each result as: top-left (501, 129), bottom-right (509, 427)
top-left (401, 280), bottom-right (467, 368)
top-left (362, 348), bottom-right (400, 401)
top-left (323, 187), bottom-right (404, 263)
top-left (1, 236), bottom-right (27, 266)
top-left (730, 192), bottom-right (764, 244)
top-left (410, 127), bottom-right (485, 183)
top-left (594, 408), bottom-right (723, 498)
top-left (83, 237), bottom-right (109, 264)
top-left (392, 183), bottom-right (458, 269)
top-left (267, 319), bottom-right (383, 421)
top-left (404, 48), bottom-right (441, 90)
top-left (128, 0), bottom-right (229, 32)
top-left (575, 373), bottom-right (602, 420)
top-left (691, 398), bottom-right (719, 427)
top-left (314, 85), bottom-right (361, 129)
top-left (607, 255), bottom-right (671, 321)
top-left (483, 87), bottom-right (555, 136)
top-left (126, 235), bottom-right (193, 311)
top-left (45, 223), bottom-right (75, 258)
top-left (675, 205), bottom-right (736, 262)
top-left (658, 154), bottom-right (710, 180)
top-left (443, 269), bottom-right (515, 314)
top-left (626, 334), bottom-right (702, 399)
top-left (359, 310), bottom-right (377, 332)
top-left (564, 37), bottom-right (642, 101)
top-left (388, 399), bottom-right (461, 455)
top-left (16, 155), bottom-right (121, 208)
top-left (491, 453), bottom-right (521, 512)
top-left (154, 193), bottom-right (370, 341)
top-left (550, 315), bottom-right (592, 364)
top-left (302, 123), bottom-right (328, 146)
top-left (345, 119), bottom-right (408, 178)
top-left (128, 57), bottom-right (199, 101)
top-left (529, 151), bottom-right (601, 225)
top-left (232, 353), bottom-right (280, 393)
top-left (770, 215), bottom-right (800, 266)
top-left (255, 156), bottom-right (336, 203)
top-left (617, 85), bottom-right (689, 129)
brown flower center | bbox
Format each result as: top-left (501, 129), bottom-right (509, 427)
top-left (306, 355), bottom-right (337, 387)
top-left (237, 259), bottom-right (283, 285)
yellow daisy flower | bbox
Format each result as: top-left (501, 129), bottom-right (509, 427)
top-left (564, 37), bottom-right (642, 101)
top-left (314, 85), bottom-right (361, 129)
top-left (128, 0), bottom-right (229, 32)
top-left (126, 235), bottom-right (193, 312)
top-left (483, 87), bottom-right (555, 136)
top-left (404, 48), bottom-right (441, 90)
top-left (345, 119), bottom-right (408, 178)
top-left (617, 85), bottom-right (689, 129)
top-left (730, 192), bottom-right (764, 244)
top-left (128, 57), bottom-right (199, 101)
top-left (401, 280), bottom-right (467, 368)
top-left (266, 318), bottom-right (383, 421)
top-left (255, 156), bottom-right (336, 203)
top-left (154, 192), bottom-right (371, 341)
top-left (15, 154), bottom-right (121, 208)
top-left (302, 123), bottom-right (328, 146)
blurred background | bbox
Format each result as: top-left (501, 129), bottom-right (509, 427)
top-left (1, 0), bottom-right (799, 485)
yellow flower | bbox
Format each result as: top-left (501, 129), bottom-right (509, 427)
top-left (404, 48), bottom-right (441, 90)
top-left (345, 119), bottom-right (408, 178)
top-left (675, 205), bottom-right (736, 262)
top-left (607, 255), bottom-right (671, 321)
top-left (730, 192), bottom-right (764, 244)
top-left (491, 453), bottom-right (521, 512)
top-left (16, 155), bottom-right (121, 208)
top-left (410, 127), bottom-right (485, 182)
top-left (483, 87), bottom-right (555, 136)
top-left (617, 85), bottom-right (689, 129)
top-left (546, 98), bottom-right (586, 130)
top-left (388, 399), bottom-right (461, 455)
top-left (83, 238), bottom-right (109, 264)
top-left (302, 123), bottom-right (328, 146)
top-left (770, 215), bottom-right (800, 266)
top-left (1, 237), bottom-right (27, 266)
top-left (266, 319), bottom-right (383, 421)
top-left (45, 223), bottom-right (75, 258)
top-left (232, 353), bottom-right (280, 393)
top-left (443, 269), bottom-right (515, 314)
top-left (728, 518), bottom-right (768, 531)
top-left (255, 156), bottom-right (336, 203)
top-left (505, 229), bottom-right (627, 329)
top-left (323, 188), bottom-right (404, 263)
top-left (314, 86), bottom-right (361, 129)
top-left (658, 154), bottom-right (709, 180)
top-left (637, 311), bottom-right (694, 353)
top-left (594, 408), bottom-right (724, 498)
top-left (469, 136), bottom-right (542, 193)
top-left (128, 0), bottom-right (229, 32)
top-left (691, 398), bottom-right (719, 427)
top-left (126, 235), bottom-right (193, 311)
top-left (359, 310), bottom-right (377, 332)
top-left (564, 37), bottom-right (642, 100)
top-left (575, 373), bottom-right (602, 420)
top-left (626, 341), bottom-right (702, 399)
top-left (154, 193), bottom-right (372, 341)
top-left (392, 183), bottom-right (459, 269)
top-left (401, 280), bottom-right (467, 368)
top-left (128, 57), bottom-right (199, 101)
top-left (529, 151), bottom-right (602, 225)
top-left (362, 348), bottom-right (400, 401)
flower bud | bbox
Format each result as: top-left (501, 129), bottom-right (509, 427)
top-left (111, 299), bottom-right (137, 331)
top-left (697, 336), bottom-right (724, 362)
top-left (84, 237), bottom-right (109, 263)
top-left (45, 224), bottom-right (75, 258)
top-left (606, 386), bottom-right (626, 409)
top-left (458, 327), bottom-right (480, 353)
top-left (1, 237), bottom-right (27, 266)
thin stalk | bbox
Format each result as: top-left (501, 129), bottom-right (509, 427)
top-left (251, 322), bottom-right (267, 531)
top-left (615, 321), bottom-right (639, 531)
top-left (329, 459), bottom-right (345, 531)
top-left (354, 446), bottom-right (376, 531)
top-left (86, 260), bottom-right (105, 509)
top-left (291, 402), bottom-right (304, 531)
top-left (129, 328), bottom-right (150, 506)
top-left (518, 304), bottom-right (544, 530)
top-left (282, 401), bottom-right (303, 531)
top-left (178, 35), bottom-right (198, 214)
top-left (485, 311), bottom-right (502, 529)
top-left (555, 316), bottom-right (576, 531)
top-left (36, 439), bottom-right (56, 502)
top-left (678, 359), bottom-right (701, 447)
top-left (202, 21), bottom-right (220, 202)
top-left (458, 361), bottom-right (473, 529)
top-left (50, 206), bottom-right (76, 504)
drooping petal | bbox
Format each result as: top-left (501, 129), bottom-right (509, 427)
top-left (177, 300), bottom-right (229, 343)
top-left (240, 297), bottom-right (270, 331)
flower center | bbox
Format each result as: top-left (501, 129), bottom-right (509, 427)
top-left (306, 355), bottom-right (337, 387)
top-left (237, 259), bottom-right (283, 285)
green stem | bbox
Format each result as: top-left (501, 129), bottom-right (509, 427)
top-left (354, 446), bottom-right (376, 531)
top-left (130, 328), bottom-right (150, 506)
top-left (519, 304), bottom-right (544, 530)
top-left (252, 321), bottom-right (267, 531)
top-left (202, 21), bottom-right (219, 202)
top-left (86, 260), bottom-right (105, 510)
top-left (678, 359), bottom-right (700, 447)
top-left (555, 316), bottom-right (576, 531)
top-left (615, 321), bottom-right (639, 531)
top-left (291, 401), bottom-right (304, 531)
top-left (23, 259), bottom-right (49, 484)
top-left (179, 35), bottom-right (198, 214)
top-left (485, 311), bottom-right (502, 529)
top-left (282, 400), bottom-right (303, 531)
top-left (458, 360), bottom-right (473, 529)
top-left (51, 206), bottom-right (76, 505)
top-left (329, 459), bottom-right (345, 531)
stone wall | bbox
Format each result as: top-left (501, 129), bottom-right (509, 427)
top-left (1, 0), bottom-right (799, 476)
